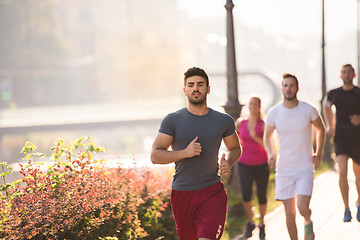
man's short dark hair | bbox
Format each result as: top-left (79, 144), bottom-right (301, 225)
top-left (282, 73), bottom-right (299, 87)
top-left (184, 67), bottom-right (209, 86)
top-left (342, 63), bottom-right (355, 73)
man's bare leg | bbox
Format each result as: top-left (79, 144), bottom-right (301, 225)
top-left (297, 195), bottom-right (314, 240)
top-left (353, 161), bottom-right (360, 205)
top-left (297, 195), bottom-right (312, 222)
top-left (283, 198), bottom-right (298, 240)
top-left (337, 155), bottom-right (350, 209)
top-left (353, 160), bottom-right (360, 221)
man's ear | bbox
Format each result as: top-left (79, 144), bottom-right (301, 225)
top-left (207, 85), bottom-right (210, 94)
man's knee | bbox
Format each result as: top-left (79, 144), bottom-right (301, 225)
top-left (339, 166), bottom-right (348, 176)
top-left (337, 161), bottom-right (349, 178)
top-left (296, 195), bottom-right (311, 216)
top-left (297, 204), bottom-right (311, 217)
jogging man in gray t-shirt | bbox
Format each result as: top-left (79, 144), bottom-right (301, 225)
top-left (151, 67), bottom-right (241, 240)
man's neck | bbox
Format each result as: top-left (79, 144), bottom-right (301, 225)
top-left (342, 83), bottom-right (355, 91)
top-left (187, 103), bottom-right (209, 116)
top-left (283, 98), bottom-right (299, 109)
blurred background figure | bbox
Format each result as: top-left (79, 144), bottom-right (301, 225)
top-left (323, 63), bottom-right (360, 222)
top-left (236, 97), bottom-right (269, 239)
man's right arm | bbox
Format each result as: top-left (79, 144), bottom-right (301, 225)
top-left (150, 132), bottom-right (201, 164)
top-left (263, 124), bottom-right (276, 168)
top-left (323, 98), bottom-right (335, 136)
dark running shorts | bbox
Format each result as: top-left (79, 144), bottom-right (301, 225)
top-left (170, 182), bottom-right (227, 240)
top-left (334, 128), bottom-right (360, 165)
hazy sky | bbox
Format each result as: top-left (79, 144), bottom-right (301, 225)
top-left (177, 0), bottom-right (357, 41)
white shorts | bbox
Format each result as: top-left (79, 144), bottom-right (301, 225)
top-left (275, 172), bottom-right (314, 200)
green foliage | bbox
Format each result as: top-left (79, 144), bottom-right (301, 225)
top-left (0, 162), bottom-right (23, 232)
top-left (0, 137), bottom-right (175, 239)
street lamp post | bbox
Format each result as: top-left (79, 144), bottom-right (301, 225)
top-left (223, 0), bottom-right (244, 217)
top-left (357, 0), bottom-right (360, 85)
top-left (321, 0), bottom-right (332, 164)
top-left (223, 0), bottom-right (242, 120)
top-left (321, 0), bottom-right (326, 107)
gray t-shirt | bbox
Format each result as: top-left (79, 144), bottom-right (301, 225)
top-left (159, 107), bottom-right (235, 191)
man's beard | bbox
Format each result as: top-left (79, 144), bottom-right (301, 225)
top-left (283, 93), bottom-right (297, 101)
top-left (188, 93), bottom-right (206, 105)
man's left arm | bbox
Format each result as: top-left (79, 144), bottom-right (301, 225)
top-left (219, 132), bottom-right (241, 175)
top-left (312, 115), bottom-right (326, 166)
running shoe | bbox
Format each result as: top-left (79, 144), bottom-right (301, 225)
top-left (304, 221), bottom-right (315, 240)
top-left (344, 208), bottom-right (352, 222)
top-left (356, 201), bottom-right (360, 222)
top-left (244, 221), bottom-right (255, 238)
top-left (258, 223), bottom-right (265, 240)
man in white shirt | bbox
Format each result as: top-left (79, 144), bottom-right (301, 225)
top-left (264, 73), bottom-right (325, 240)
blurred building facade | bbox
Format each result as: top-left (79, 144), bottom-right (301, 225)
top-left (0, 0), bottom-right (188, 109)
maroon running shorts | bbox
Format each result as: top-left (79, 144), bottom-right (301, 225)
top-left (170, 182), bottom-right (227, 240)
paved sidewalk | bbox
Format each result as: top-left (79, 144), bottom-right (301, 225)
top-left (232, 163), bottom-right (360, 240)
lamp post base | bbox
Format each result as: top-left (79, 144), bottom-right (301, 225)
top-left (223, 101), bottom-right (243, 121)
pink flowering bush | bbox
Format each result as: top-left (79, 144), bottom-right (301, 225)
top-left (0, 137), bottom-right (175, 240)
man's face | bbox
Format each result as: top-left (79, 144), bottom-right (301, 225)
top-left (183, 76), bottom-right (210, 105)
top-left (281, 77), bottom-right (298, 101)
top-left (340, 66), bottom-right (355, 85)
